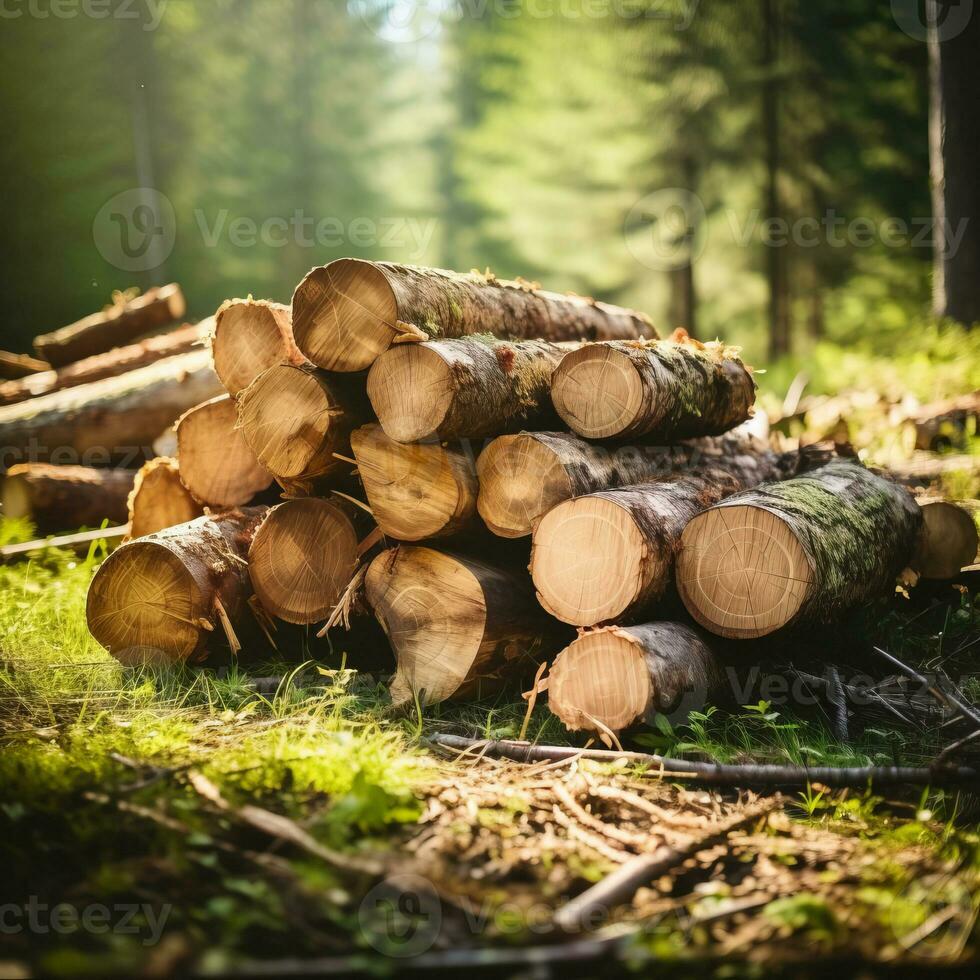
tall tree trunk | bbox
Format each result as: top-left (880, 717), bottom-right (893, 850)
top-left (928, 1), bottom-right (980, 325)
top-left (668, 158), bottom-right (699, 337)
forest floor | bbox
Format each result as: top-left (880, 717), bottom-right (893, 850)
top-left (1, 336), bottom-right (979, 978)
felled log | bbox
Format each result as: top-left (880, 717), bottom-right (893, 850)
top-left (677, 460), bottom-right (922, 639)
top-left (248, 498), bottom-right (366, 625)
top-left (367, 337), bottom-right (571, 442)
top-left (547, 623), bottom-right (726, 735)
top-left (0, 351), bottom-right (49, 380)
top-left (291, 258), bottom-right (656, 373)
top-left (476, 430), bottom-right (767, 539)
top-left (2, 463), bottom-right (135, 533)
top-left (531, 449), bottom-right (793, 626)
top-left (913, 500), bottom-right (979, 579)
top-left (365, 545), bottom-right (565, 705)
top-left (211, 298), bottom-right (309, 396)
top-left (551, 337), bottom-right (755, 442)
top-left (236, 364), bottom-right (367, 486)
top-left (175, 395), bottom-right (273, 507)
top-left (910, 391), bottom-right (979, 451)
top-left (0, 320), bottom-right (211, 408)
top-left (34, 284), bottom-right (186, 367)
top-left (350, 424), bottom-right (478, 540)
top-left (0, 349), bottom-right (223, 469)
top-left (126, 457), bottom-right (204, 540)
top-left (87, 506), bottom-right (267, 664)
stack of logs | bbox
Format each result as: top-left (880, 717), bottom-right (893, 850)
top-left (15, 261), bottom-right (975, 738)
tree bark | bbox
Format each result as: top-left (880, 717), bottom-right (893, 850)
top-left (175, 395), bottom-right (273, 507)
top-left (248, 497), bottom-right (370, 625)
top-left (1, 463), bottom-right (135, 533)
top-left (531, 449), bottom-right (799, 626)
top-left (551, 337), bottom-right (755, 442)
top-left (33, 284), bottom-right (186, 367)
top-left (0, 349), bottom-right (224, 469)
top-left (126, 457), bottom-right (204, 540)
top-left (87, 506), bottom-right (268, 665)
top-left (929, 1), bottom-right (980, 324)
top-left (350, 423), bottom-right (478, 541)
top-left (365, 545), bottom-right (568, 706)
top-left (476, 429), bottom-right (770, 539)
top-left (367, 336), bottom-right (572, 443)
top-left (291, 258), bottom-right (657, 373)
top-left (235, 363), bottom-right (368, 487)
top-left (211, 298), bottom-right (310, 396)
top-left (547, 622), bottom-right (725, 736)
top-left (0, 320), bottom-right (211, 408)
top-left (0, 351), bottom-right (49, 381)
top-left (677, 460), bottom-right (922, 638)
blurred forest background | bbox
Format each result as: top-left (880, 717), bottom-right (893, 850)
top-left (0, 0), bottom-right (977, 392)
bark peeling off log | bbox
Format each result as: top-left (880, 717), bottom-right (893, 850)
top-left (126, 457), bottom-right (204, 540)
top-left (291, 258), bottom-right (656, 373)
top-left (677, 460), bottom-right (923, 639)
top-left (87, 507), bottom-right (267, 664)
top-left (547, 623), bottom-right (725, 736)
top-left (551, 338), bottom-right (755, 442)
top-left (367, 336), bottom-right (569, 443)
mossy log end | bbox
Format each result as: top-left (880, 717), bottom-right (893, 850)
top-left (365, 545), bottom-right (565, 706)
top-left (551, 338), bottom-right (755, 442)
top-left (677, 460), bottom-right (923, 639)
top-left (547, 622), bottom-right (725, 735)
top-left (236, 363), bottom-right (368, 484)
top-left (176, 395), bottom-right (273, 507)
top-left (291, 258), bottom-right (656, 373)
top-left (476, 430), bottom-right (770, 539)
top-left (367, 337), bottom-right (571, 443)
top-left (2, 463), bottom-right (135, 533)
top-left (350, 424), bottom-right (478, 540)
top-left (531, 450), bottom-right (790, 626)
top-left (126, 457), bottom-right (204, 540)
top-left (87, 507), bottom-right (268, 664)
top-left (34, 284), bottom-right (186, 368)
top-left (248, 497), bottom-right (367, 625)
top-left (211, 298), bottom-right (309, 396)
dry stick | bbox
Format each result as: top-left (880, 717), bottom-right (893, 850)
top-left (0, 348), bottom-right (224, 467)
top-left (211, 298), bottom-right (309, 396)
top-left (33, 283), bottom-right (186, 367)
top-left (365, 545), bottom-right (567, 706)
top-left (176, 394), bottom-right (273, 507)
top-left (553, 797), bottom-right (780, 933)
top-left (551, 337), bottom-right (755, 442)
top-left (0, 350), bottom-right (50, 380)
top-left (1, 463), bottom-right (135, 533)
top-left (476, 430), bottom-right (771, 540)
top-left (367, 336), bottom-right (571, 442)
top-left (677, 460), bottom-right (923, 639)
top-left (0, 319), bottom-right (211, 407)
top-left (126, 457), bottom-right (203, 539)
top-left (0, 524), bottom-right (129, 563)
top-left (350, 424), bottom-right (478, 541)
top-left (427, 735), bottom-right (979, 788)
top-left (291, 258), bottom-right (656, 373)
top-left (87, 507), bottom-right (268, 665)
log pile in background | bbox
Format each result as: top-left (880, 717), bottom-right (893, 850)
top-left (63, 261), bottom-right (974, 740)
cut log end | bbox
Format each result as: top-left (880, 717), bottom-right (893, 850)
top-left (248, 498), bottom-right (359, 624)
top-left (292, 259), bottom-right (397, 373)
top-left (916, 501), bottom-right (979, 579)
top-left (531, 495), bottom-right (649, 625)
top-left (366, 343), bottom-right (452, 442)
top-left (212, 299), bottom-right (299, 396)
top-left (86, 540), bottom-right (202, 664)
top-left (127, 457), bottom-right (203, 540)
top-left (551, 344), bottom-right (644, 439)
top-left (476, 434), bottom-right (573, 538)
top-left (176, 395), bottom-right (272, 507)
top-left (547, 631), bottom-right (651, 733)
top-left (677, 504), bottom-right (813, 638)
